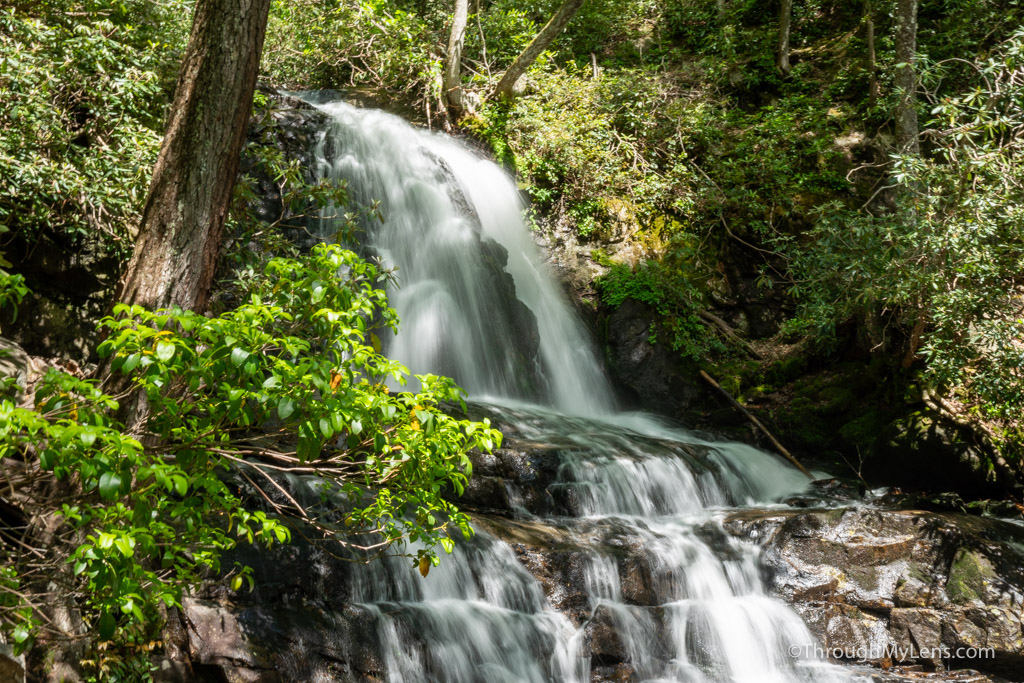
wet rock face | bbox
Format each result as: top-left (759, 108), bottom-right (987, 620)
top-left (0, 338), bottom-right (30, 394)
top-left (234, 92), bottom-right (330, 252)
top-left (456, 440), bottom-right (563, 515)
top-left (160, 532), bottom-right (390, 682)
top-left (0, 646), bottom-right (25, 683)
top-left (3, 231), bottom-right (119, 361)
top-left (165, 406), bottom-right (1024, 683)
top-left (725, 507), bottom-right (1024, 678)
top-left (874, 411), bottom-right (1022, 497)
top-left (602, 298), bottom-right (703, 416)
top-left (474, 234), bottom-right (545, 399)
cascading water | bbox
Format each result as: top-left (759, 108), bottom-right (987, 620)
top-left (314, 102), bottom-right (613, 416)
top-left (305, 100), bottom-right (860, 682)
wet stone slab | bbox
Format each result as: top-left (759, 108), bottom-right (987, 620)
top-left (724, 506), bottom-right (1024, 680)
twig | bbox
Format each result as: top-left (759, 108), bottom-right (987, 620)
top-left (697, 310), bottom-right (763, 360)
top-left (228, 458), bottom-right (310, 520)
top-left (699, 370), bottom-right (813, 478)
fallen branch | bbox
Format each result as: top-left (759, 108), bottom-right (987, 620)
top-left (699, 370), bottom-right (813, 479)
top-left (697, 310), bottom-right (764, 360)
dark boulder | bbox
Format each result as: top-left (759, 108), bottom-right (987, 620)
top-left (602, 298), bottom-right (703, 416)
top-left (874, 410), bottom-right (1022, 498)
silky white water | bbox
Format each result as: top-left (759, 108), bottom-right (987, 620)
top-left (314, 101), bottom-right (613, 417)
top-left (308, 100), bottom-right (856, 682)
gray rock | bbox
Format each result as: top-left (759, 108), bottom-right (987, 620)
top-left (184, 599), bottom-right (261, 670)
top-left (0, 338), bottom-right (30, 394)
top-left (726, 507), bottom-right (1024, 677)
top-left (151, 657), bottom-right (193, 683)
top-left (603, 298), bottom-right (703, 416)
top-left (875, 410), bottom-right (1022, 497)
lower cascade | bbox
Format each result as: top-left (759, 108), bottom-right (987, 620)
top-left (278, 99), bottom-right (859, 682)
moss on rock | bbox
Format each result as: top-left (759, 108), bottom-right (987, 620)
top-left (946, 547), bottom-right (996, 604)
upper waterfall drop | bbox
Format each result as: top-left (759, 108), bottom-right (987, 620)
top-left (311, 101), bottom-right (614, 416)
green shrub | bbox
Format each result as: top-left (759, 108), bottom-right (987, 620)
top-left (0, 243), bottom-right (500, 660)
top-left (0, 2), bottom-right (188, 260)
top-left (598, 260), bottom-right (725, 361)
top-left (261, 0), bottom-right (440, 106)
top-left (780, 31), bottom-right (1024, 419)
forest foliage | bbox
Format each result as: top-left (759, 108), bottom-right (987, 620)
top-left (2, 0), bottom-right (1024, 675)
top-left (261, 0), bottom-right (1024, 482)
top-left (0, 0), bottom-right (503, 671)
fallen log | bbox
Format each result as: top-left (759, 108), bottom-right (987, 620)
top-left (699, 370), bottom-right (813, 479)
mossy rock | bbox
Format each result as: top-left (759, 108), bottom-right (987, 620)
top-left (838, 409), bottom-right (889, 446)
top-left (945, 547), bottom-right (996, 604)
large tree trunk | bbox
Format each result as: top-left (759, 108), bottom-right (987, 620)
top-left (116, 0), bottom-right (271, 313)
top-left (894, 0), bottom-right (919, 154)
top-left (492, 0), bottom-right (586, 100)
top-left (443, 0), bottom-right (470, 117)
top-left (864, 0), bottom-right (879, 103)
top-left (777, 0), bottom-right (793, 77)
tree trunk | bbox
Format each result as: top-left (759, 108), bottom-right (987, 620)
top-left (115, 0), bottom-right (271, 313)
top-left (777, 0), bottom-right (793, 77)
top-left (443, 0), bottom-right (470, 117)
top-left (864, 0), bottom-right (879, 103)
top-left (474, 0), bottom-right (491, 76)
top-left (894, 0), bottom-right (919, 154)
top-left (492, 0), bottom-right (586, 100)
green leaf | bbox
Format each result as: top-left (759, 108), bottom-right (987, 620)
top-left (230, 347), bottom-right (250, 367)
top-left (114, 537), bottom-right (135, 557)
top-left (98, 471), bottom-right (122, 500)
top-left (121, 353), bottom-right (141, 373)
top-left (98, 611), bottom-right (115, 641)
top-left (156, 341), bottom-right (176, 362)
top-left (277, 397), bottom-right (295, 420)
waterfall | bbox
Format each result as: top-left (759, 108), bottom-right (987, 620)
top-left (303, 100), bottom-right (857, 683)
top-left (314, 101), bottom-right (614, 416)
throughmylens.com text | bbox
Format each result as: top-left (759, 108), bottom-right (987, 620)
top-left (787, 644), bottom-right (995, 661)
